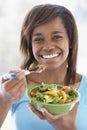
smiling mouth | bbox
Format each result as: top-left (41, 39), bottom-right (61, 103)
top-left (41, 53), bottom-right (61, 59)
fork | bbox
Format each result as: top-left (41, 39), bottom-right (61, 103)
top-left (2, 64), bottom-right (45, 80)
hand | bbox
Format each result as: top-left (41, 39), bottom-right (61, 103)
top-left (28, 102), bottom-right (79, 130)
top-left (0, 70), bottom-right (27, 107)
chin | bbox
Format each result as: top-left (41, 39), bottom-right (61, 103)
top-left (45, 64), bottom-right (61, 70)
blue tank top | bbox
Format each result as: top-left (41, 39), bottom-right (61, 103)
top-left (11, 75), bottom-right (87, 130)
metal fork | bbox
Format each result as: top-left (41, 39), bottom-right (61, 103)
top-left (2, 65), bottom-right (45, 80)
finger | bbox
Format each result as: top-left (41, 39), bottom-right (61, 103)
top-left (69, 101), bottom-right (79, 115)
top-left (10, 76), bottom-right (27, 90)
top-left (9, 69), bottom-right (21, 73)
top-left (9, 78), bottom-right (27, 97)
top-left (27, 103), bottom-right (45, 120)
top-left (40, 107), bottom-right (68, 123)
top-left (40, 108), bottom-right (58, 122)
top-left (1, 69), bottom-right (21, 82)
top-left (12, 82), bottom-right (26, 102)
top-left (1, 77), bottom-right (9, 83)
top-left (2, 79), bottom-right (26, 102)
top-left (3, 71), bottom-right (25, 91)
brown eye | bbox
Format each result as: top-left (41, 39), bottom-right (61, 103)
top-left (52, 35), bottom-right (63, 40)
top-left (33, 37), bottom-right (44, 43)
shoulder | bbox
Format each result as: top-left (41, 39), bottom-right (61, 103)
top-left (78, 74), bottom-right (87, 87)
top-left (70, 73), bottom-right (87, 90)
top-left (76, 73), bottom-right (82, 83)
top-left (77, 75), bottom-right (87, 95)
top-left (76, 73), bottom-right (87, 84)
top-left (70, 73), bottom-right (82, 89)
top-left (77, 74), bottom-right (87, 103)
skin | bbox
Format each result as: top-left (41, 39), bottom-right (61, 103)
top-left (27, 17), bottom-right (81, 130)
top-left (0, 70), bottom-right (27, 127)
top-left (0, 17), bottom-right (82, 129)
top-left (32, 17), bottom-right (69, 70)
top-left (28, 102), bottom-right (79, 130)
top-left (29, 17), bottom-right (69, 85)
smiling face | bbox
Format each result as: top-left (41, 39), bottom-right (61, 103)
top-left (32, 17), bottom-right (69, 70)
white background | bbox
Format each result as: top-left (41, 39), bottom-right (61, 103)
top-left (0, 0), bottom-right (87, 129)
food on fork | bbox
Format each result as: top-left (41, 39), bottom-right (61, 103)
top-left (29, 63), bottom-right (46, 72)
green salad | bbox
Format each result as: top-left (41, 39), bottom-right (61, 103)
top-left (30, 83), bottom-right (78, 104)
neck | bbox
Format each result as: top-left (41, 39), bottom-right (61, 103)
top-left (43, 65), bottom-right (67, 84)
top-left (28, 62), bottom-right (68, 85)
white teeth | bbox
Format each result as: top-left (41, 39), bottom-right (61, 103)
top-left (42, 53), bottom-right (59, 59)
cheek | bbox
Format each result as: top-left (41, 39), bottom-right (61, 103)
top-left (65, 47), bottom-right (69, 57)
top-left (32, 48), bottom-right (36, 58)
top-left (63, 44), bottom-right (69, 59)
top-left (65, 50), bottom-right (69, 60)
top-left (64, 41), bottom-right (69, 53)
top-left (32, 44), bottom-right (36, 57)
top-left (65, 45), bottom-right (69, 54)
top-left (32, 45), bottom-right (39, 59)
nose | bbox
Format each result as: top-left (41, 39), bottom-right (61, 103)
top-left (42, 40), bottom-right (55, 51)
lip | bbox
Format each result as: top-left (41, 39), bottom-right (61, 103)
top-left (39, 52), bottom-right (62, 65)
top-left (40, 52), bottom-right (61, 59)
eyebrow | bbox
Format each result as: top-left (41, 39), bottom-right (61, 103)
top-left (33, 31), bottom-right (62, 36)
top-left (52, 31), bottom-right (62, 34)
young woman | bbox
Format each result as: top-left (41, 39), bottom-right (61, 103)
top-left (0, 4), bottom-right (87, 130)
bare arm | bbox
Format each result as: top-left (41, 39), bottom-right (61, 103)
top-left (0, 70), bottom-right (27, 128)
top-left (0, 99), bottom-right (12, 128)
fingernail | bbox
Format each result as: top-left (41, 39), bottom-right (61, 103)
top-left (41, 108), bottom-right (45, 115)
top-left (27, 103), bottom-right (30, 108)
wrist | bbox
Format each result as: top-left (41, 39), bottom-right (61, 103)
top-left (0, 95), bottom-right (12, 109)
top-left (53, 120), bottom-right (77, 130)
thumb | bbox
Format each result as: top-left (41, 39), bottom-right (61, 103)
top-left (69, 101), bottom-right (79, 117)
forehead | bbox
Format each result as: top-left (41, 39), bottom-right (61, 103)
top-left (32, 17), bottom-right (66, 35)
